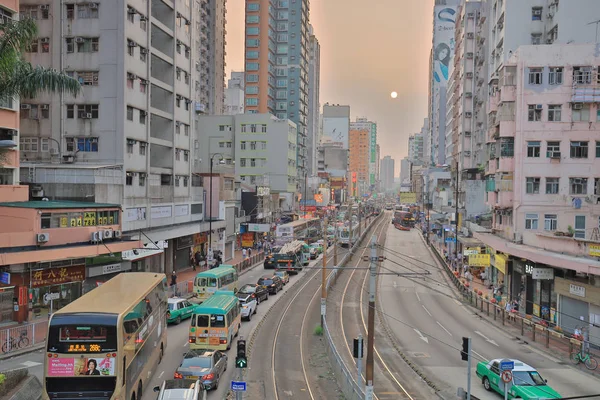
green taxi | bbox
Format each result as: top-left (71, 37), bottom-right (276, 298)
top-left (476, 359), bottom-right (561, 399)
top-left (167, 298), bottom-right (195, 324)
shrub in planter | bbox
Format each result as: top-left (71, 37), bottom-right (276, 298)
top-left (477, 290), bottom-right (483, 296)
top-left (464, 282), bottom-right (470, 288)
top-left (553, 326), bottom-right (562, 333)
top-left (484, 294), bottom-right (489, 300)
top-left (490, 298), bottom-right (497, 304)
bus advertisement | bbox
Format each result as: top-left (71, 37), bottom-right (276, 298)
top-left (44, 273), bottom-right (167, 400)
top-left (188, 291), bottom-right (241, 351)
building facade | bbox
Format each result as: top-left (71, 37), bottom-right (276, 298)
top-left (348, 129), bottom-right (369, 197)
top-left (307, 25), bottom-right (321, 177)
top-left (350, 117), bottom-right (378, 189)
top-left (380, 155), bottom-right (395, 193)
top-left (244, 0), bottom-right (311, 181)
top-left (225, 71), bottom-right (245, 115)
top-left (207, 0), bottom-right (226, 115)
top-left (322, 104), bottom-right (350, 149)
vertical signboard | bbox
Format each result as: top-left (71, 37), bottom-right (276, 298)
top-left (369, 123), bottom-right (377, 185)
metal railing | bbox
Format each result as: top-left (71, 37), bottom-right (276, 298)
top-left (0, 320), bottom-right (48, 355)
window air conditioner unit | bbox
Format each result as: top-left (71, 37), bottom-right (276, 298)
top-left (535, 104), bottom-right (543, 110)
top-left (128, 8), bottom-right (136, 14)
top-left (128, 41), bottom-right (137, 47)
top-left (140, 15), bottom-right (147, 21)
top-left (40, 37), bottom-right (50, 43)
top-left (114, 230), bottom-right (122, 238)
top-left (533, 9), bottom-right (542, 16)
top-left (546, 39), bottom-right (553, 44)
top-left (549, 151), bottom-right (561, 159)
top-left (464, 131), bottom-right (472, 136)
top-left (91, 231), bottom-right (102, 242)
top-left (41, 104), bottom-right (49, 110)
top-left (465, 92), bottom-right (473, 98)
top-left (49, 148), bottom-right (59, 155)
top-left (464, 151), bottom-right (471, 157)
top-left (573, 103), bottom-right (583, 110)
top-left (40, 5), bottom-right (49, 10)
top-left (465, 112), bottom-right (473, 118)
top-left (90, 3), bottom-right (98, 8)
top-left (127, 73), bottom-right (137, 80)
top-left (75, 37), bottom-right (85, 43)
top-left (62, 154), bottom-right (75, 163)
top-left (32, 187), bottom-right (45, 197)
top-left (140, 48), bottom-right (148, 54)
top-left (103, 230), bottom-right (113, 239)
top-left (467, 12), bottom-right (474, 18)
top-left (37, 233), bottom-right (50, 243)
top-left (466, 52), bottom-right (474, 59)
top-left (127, 139), bottom-right (136, 145)
top-left (466, 72), bottom-right (473, 78)
top-left (20, 104), bottom-right (31, 109)
top-left (466, 32), bottom-right (474, 39)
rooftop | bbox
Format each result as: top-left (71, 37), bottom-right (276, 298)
top-left (0, 200), bottom-right (120, 210)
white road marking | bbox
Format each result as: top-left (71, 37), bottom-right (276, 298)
top-left (422, 305), bottom-right (432, 317)
top-left (413, 328), bottom-right (429, 343)
top-left (473, 349), bottom-right (486, 360)
top-left (393, 281), bottom-right (398, 288)
top-left (474, 330), bottom-right (499, 347)
top-left (416, 291), bottom-right (421, 302)
top-left (437, 321), bottom-right (453, 337)
top-left (21, 361), bottom-right (42, 368)
top-left (183, 342), bottom-right (188, 347)
top-left (158, 371), bottom-right (164, 379)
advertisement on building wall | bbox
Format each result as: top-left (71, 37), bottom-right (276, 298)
top-left (432, 5), bottom-right (457, 87)
top-left (369, 124), bottom-right (377, 185)
top-left (322, 118), bottom-right (349, 150)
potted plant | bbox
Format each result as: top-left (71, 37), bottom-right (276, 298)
top-left (567, 225), bottom-right (575, 237)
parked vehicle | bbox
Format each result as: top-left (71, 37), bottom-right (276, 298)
top-left (476, 359), bottom-right (561, 399)
top-left (153, 379), bottom-right (205, 400)
top-left (238, 293), bottom-right (257, 321)
top-left (167, 298), bottom-right (195, 324)
top-left (258, 275), bottom-right (284, 294)
top-left (174, 350), bottom-right (228, 391)
top-left (236, 283), bottom-right (269, 303)
top-left (274, 270), bottom-right (290, 285)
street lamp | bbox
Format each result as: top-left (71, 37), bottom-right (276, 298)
top-left (209, 153), bottom-right (225, 255)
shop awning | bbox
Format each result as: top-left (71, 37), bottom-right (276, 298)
top-left (122, 248), bottom-right (164, 262)
top-left (473, 232), bottom-right (600, 275)
top-left (457, 236), bottom-right (484, 247)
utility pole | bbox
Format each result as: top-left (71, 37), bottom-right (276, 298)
top-left (426, 193), bottom-right (430, 245)
top-left (349, 199), bottom-right (354, 247)
top-left (365, 234), bottom-right (377, 399)
top-left (454, 161), bottom-right (459, 265)
top-left (321, 217), bottom-right (328, 328)
top-left (358, 202), bottom-right (362, 237)
top-left (334, 236), bottom-right (338, 266)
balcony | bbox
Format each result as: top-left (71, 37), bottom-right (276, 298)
top-left (497, 156), bottom-right (514, 172)
top-left (496, 188), bottom-right (513, 208)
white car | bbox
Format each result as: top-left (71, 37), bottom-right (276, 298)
top-left (239, 297), bottom-right (257, 321)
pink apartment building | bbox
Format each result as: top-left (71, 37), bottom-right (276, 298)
top-left (475, 44), bottom-right (600, 337)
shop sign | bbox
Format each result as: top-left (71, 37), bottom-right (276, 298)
top-left (494, 254), bottom-right (507, 274)
top-left (125, 207), bottom-right (146, 222)
top-left (241, 233), bottom-right (254, 248)
top-left (102, 263), bottom-right (122, 275)
top-left (532, 267), bottom-right (554, 280)
top-left (247, 224), bottom-right (270, 233)
top-left (589, 243), bottom-right (600, 257)
top-left (31, 265), bottom-right (85, 288)
top-left (0, 272), bottom-right (10, 285)
top-left (463, 248), bottom-right (480, 256)
top-left (174, 204), bottom-right (189, 217)
top-left (569, 284), bottom-right (586, 298)
top-left (151, 206), bottom-right (172, 219)
top-left (194, 233), bottom-right (208, 245)
top-left (176, 235), bottom-right (194, 250)
top-left (525, 262), bottom-right (534, 275)
top-left (468, 253), bottom-right (491, 267)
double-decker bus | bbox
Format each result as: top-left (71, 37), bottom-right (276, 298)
top-left (275, 218), bottom-right (321, 243)
top-left (193, 265), bottom-right (238, 302)
top-left (188, 291), bottom-right (241, 351)
top-left (272, 240), bottom-right (307, 273)
top-left (44, 273), bottom-right (167, 400)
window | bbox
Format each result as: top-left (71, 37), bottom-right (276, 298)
top-left (41, 38), bottom-right (50, 53)
top-left (20, 137), bottom-right (39, 152)
top-left (175, 150), bottom-right (181, 161)
top-left (66, 38), bottom-right (74, 53)
top-left (74, 104), bottom-right (99, 119)
top-left (246, 39), bottom-right (259, 47)
top-left (528, 104), bottom-right (542, 121)
top-left (531, 7), bottom-right (542, 20)
top-left (246, 86), bottom-right (258, 94)
top-left (139, 47), bottom-right (147, 62)
top-left (246, 74), bottom-right (259, 83)
top-left (548, 105), bottom-right (561, 122)
top-left (140, 16), bottom-right (147, 31)
top-left (572, 103), bottom-right (590, 122)
top-left (526, 177), bottom-right (540, 194)
top-left (184, 151), bottom-right (189, 162)
top-left (127, 7), bottom-right (135, 22)
top-left (261, 124), bottom-right (267, 133)
top-left (66, 137), bottom-right (98, 152)
top-left (569, 177), bottom-right (588, 195)
top-left (127, 44), bottom-right (134, 56)
top-left (140, 79), bottom-right (147, 93)
top-left (246, 51), bottom-right (259, 59)
top-left (573, 66), bottom-right (592, 84)
top-left (78, 4), bottom-right (99, 19)
top-left (531, 33), bottom-right (542, 45)
top-left (247, 3), bottom-right (259, 11)
top-left (184, 124), bottom-right (189, 136)
top-left (549, 67), bottom-right (563, 85)
top-left (246, 27), bottom-right (259, 35)
top-left (127, 141), bottom-right (134, 154)
top-left (246, 15), bottom-right (259, 23)
top-left (246, 98), bottom-right (258, 106)
top-left (139, 110), bottom-right (146, 124)
top-left (250, 141), bottom-right (256, 150)
top-left (528, 68), bottom-right (543, 85)
top-left (76, 37), bottom-right (99, 53)
top-left (570, 141), bottom-right (588, 158)
top-left (127, 106), bottom-right (134, 121)
top-left (500, 137), bottom-right (514, 157)
top-left (525, 214), bottom-right (538, 230)
top-left (139, 174), bottom-right (146, 186)
top-left (70, 71), bottom-right (99, 86)
top-left (240, 159), bottom-right (246, 167)
top-left (527, 141), bottom-right (540, 157)
top-left (246, 62), bottom-right (259, 71)
top-left (546, 177), bottom-right (559, 194)
top-left (546, 141), bottom-right (560, 158)
top-left (597, 141), bottom-right (600, 157)
top-left (574, 215), bottom-right (586, 239)
top-left (27, 39), bottom-right (39, 53)
top-left (595, 178), bottom-right (600, 196)
top-left (126, 172), bottom-right (133, 186)
top-left (139, 142), bottom-right (147, 156)
top-left (544, 214), bottom-right (557, 231)
top-left (66, 4), bottom-right (74, 19)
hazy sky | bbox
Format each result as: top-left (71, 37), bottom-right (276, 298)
top-left (225, 0), bottom-right (435, 176)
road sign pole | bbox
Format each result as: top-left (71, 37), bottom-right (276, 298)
top-left (236, 367), bottom-right (243, 400)
top-left (504, 382), bottom-right (508, 400)
top-left (467, 337), bottom-right (471, 400)
top-left (356, 334), bottom-right (363, 384)
top-left (365, 235), bottom-right (377, 399)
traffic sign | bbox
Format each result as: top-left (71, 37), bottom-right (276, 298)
top-left (500, 359), bottom-right (514, 371)
top-left (231, 381), bottom-right (247, 391)
top-left (501, 370), bottom-right (513, 383)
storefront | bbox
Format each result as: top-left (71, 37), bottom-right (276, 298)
top-left (83, 261), bottom-right (132, 294)
top-left (192, 233), bottom-right (208, 260)
top-left (512, 260), bottom-right (555, 320)
top-left (555, 277), bottom-right (600, 339)
top-left (491, 252), bottom-right (508, 290)
top-left (174, 235), bottom-right (194, 271)
top-left (29, 264), bottom-right (85, 319)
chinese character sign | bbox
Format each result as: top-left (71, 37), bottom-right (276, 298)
top-left (468, 254), bottom-right (491, 267)
top-left (31, 265), bottom-right (85, 288)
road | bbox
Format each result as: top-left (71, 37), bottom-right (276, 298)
top-left (378, 224), bottom-right (600, 399)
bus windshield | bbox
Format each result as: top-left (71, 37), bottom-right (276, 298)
top-left (47, 317), bottom-right (118, 354)
top-left (210, 315), bottom-right (226, 328)
top-left (193, 314), bottom-right (210, 327)
top-left (196, 277), bottom-right (217, 287)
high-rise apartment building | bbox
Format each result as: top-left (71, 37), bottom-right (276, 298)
top-left (244, 0), bottom-right (311, 180)
top-left (380, 156), bottom-right (395, 193)
top-left (307, 25), bottom-right (321, 177)
top-left (348, 129), bottom-right (369, 197)
top-left (207, 0), bottom-right (226, 115)
top-left (400, 157), bottom-right (411, 183)
top-left (17, 0), bottom-right (226, 272)
top-left (322, 104), bottom-right (350, 148)
top-left (225, 71), bottom-right (245, 115)
top-left (408, 133), bottom-right (425, 165)
top-left (350, 117), bottom-right (377, 189)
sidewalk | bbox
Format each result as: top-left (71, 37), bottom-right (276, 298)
top-left (0, 249), bottom-right (265, 362)
top-left (421, 230), bottom-right (600, 378)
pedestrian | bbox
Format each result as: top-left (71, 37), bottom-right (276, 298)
top-left (242, 248), bottom-right (247, 259)
top-left (248, 247), bottom-right (252, 258)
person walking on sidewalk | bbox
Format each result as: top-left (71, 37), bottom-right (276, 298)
top-left (170, 271), bottom-right (178, 296)
top-left (242, 248), bottom-right (247, 259)
top-left (248, 247), bottom-right (252, 258)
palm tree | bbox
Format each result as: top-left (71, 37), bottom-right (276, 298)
top-left (0, 18), bottom-right (81, 102)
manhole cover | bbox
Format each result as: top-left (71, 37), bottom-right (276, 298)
top-left (407, 352), bottom-right (430, 358)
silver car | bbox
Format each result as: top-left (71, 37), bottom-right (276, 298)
top-left (153, 379), bottom-right (206, 400)
top-left (175, 350), bottom-right (228, 390)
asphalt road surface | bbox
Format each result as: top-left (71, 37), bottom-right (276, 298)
top-left (379, 225), bottom-right (600, 399)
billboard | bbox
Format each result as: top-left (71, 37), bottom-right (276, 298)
top-left (399, 192), bottom-right (417, 204)
top-left (369, 123), bottom-right (377, 185)
top-left (432, 5), bottom-right (457, 87)
top-left (323, 117), bottom-right (349, 150)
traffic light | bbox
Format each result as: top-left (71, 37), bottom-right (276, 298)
top-left (461, 337), bottom-right (470, 361)
top-left (236, 339), bottom-right (248, 368)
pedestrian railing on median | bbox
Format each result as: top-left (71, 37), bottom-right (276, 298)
top-left (0, 319), bottom-right (48, 356)
top-left (428, 241), bottom-right (600, 367)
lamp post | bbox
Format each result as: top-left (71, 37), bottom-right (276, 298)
top-left (304, 171), bottom-right (308, 219)
top-left (209, 153), bottom-right (225, 256)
